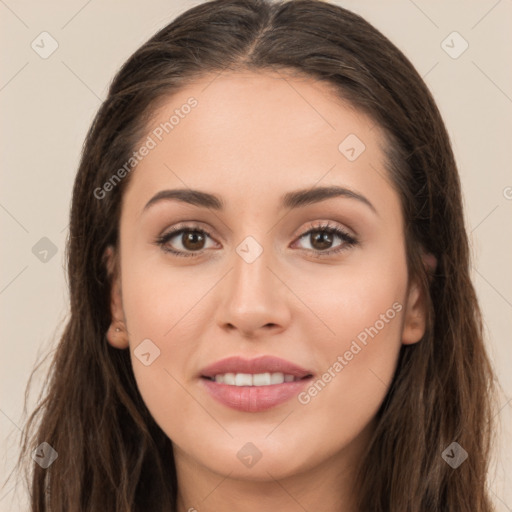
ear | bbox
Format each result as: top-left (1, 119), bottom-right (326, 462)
top-left (103, 245), bottom-right (129, 349)
top-left (401, 251), bottom-right (437, 345)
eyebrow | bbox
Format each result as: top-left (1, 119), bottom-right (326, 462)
top-left (142, 185), bottom-right (378, 215)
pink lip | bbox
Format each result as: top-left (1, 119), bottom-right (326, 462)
top-left (200, 355), bottom-right (313, 379)
top-left (199, 355), bottom-right (314, 413)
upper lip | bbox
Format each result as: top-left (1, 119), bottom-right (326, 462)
top-left (200, 355), bottom-right (313, 379)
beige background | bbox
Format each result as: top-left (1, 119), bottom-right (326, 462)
top-left (1, 0), bottom-right (511, 510)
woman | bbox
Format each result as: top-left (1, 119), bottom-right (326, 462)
top-left (19, 0), bottom-right (498, 510)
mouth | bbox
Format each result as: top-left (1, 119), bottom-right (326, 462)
top-left (200, 354), bottom-right (313, 380)
top-left (199, 355), bottom-right (314, 412)
top-left (201, 372), bottom-right (312, 386)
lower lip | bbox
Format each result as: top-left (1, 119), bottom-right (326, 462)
top-left (200, 377), bottom-right (312, 412)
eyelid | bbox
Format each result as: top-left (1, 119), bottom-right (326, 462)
top-left (291, 221), bottom-right (358, 257)
top-left (155, 222), bottom-right (218, 257)
top-left (155, 220), bottom-right (359, 258)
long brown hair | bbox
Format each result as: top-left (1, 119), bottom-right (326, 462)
top-left (16, 0), bottom-right (498, 510)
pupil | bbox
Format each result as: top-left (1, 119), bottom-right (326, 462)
top-left (184, 231), bottom-right (204, 250)
top-left (312, 231), bottom-right (332, 250)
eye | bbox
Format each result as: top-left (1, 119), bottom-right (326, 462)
top-left (154, 221), bottom-right (358, 258)
top-left (292, 221), bottom-right (358, 258)
top-left (154, 224), bottom-right (216, 258)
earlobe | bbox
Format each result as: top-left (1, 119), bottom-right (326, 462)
top-left (401, 251), bottom-right (436, 345)
top-left (103, 245), bottom-right (130, 349)
top-left (401, 280), bottom-right (427, 345)
top-left (106, 322), bottom-right (129, 349)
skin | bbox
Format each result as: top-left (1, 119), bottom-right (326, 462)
top-left (105, 70), bottom-right (436, 512)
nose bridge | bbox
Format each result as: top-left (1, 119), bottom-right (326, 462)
top-left (216, 233), bottom-right (290, 334)
top-left (231, 236), bottom-right (278, 308)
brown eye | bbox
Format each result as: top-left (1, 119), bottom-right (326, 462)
top-left (294, 222), bottom-right (358, 258)
top-left (155, 227), bottom-right (216, 257)
top-left (309, 230), bottom-right (335, 251)
top-left (155, 222), bottom-right (358, 259)
top-left (180, 230), bottom-right (206, 251)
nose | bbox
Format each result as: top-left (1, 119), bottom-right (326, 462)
top-left (214, 244), bottom-right (291, 338)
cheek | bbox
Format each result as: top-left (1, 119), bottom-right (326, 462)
top-left (119, 258), bottom-right (205, 428)
top-left (295, 257), bottom-right (406, 426)
top-left (121, 250), bottom-right (209, 343)
top-left (294, 304), bottom-right (404, 461)
top-left (294, 253), bottom-right (406, 349)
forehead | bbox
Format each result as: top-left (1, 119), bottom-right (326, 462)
top-left (122, 70), bottom-right (396, 220)
top-left (145, 69), bottom-right (376, 151)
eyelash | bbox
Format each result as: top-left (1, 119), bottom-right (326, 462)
top-left (154, 221), bottom-right (358, 259)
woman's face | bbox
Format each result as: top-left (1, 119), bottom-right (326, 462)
top-left (106, 70), bottom-right (429, 481)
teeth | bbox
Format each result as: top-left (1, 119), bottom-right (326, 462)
top-left (235, 373), bottom-right (252, 386)
top-left (212, 372), bottom-right (301, 386)
top-left (253, 372), bottom-right (271, 386)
